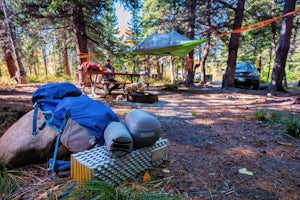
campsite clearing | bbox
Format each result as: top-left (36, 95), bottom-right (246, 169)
top-left (0, 84), bottom-right (299, 199)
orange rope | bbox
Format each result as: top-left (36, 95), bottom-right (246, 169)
top-left (217, 10), bottom-right (300, 37)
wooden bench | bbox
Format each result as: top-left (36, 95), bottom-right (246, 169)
top-left (77, 71), bottom-right (145, 98)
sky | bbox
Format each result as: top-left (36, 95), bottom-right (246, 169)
top-left (115, 3), bottom-right (131, 34)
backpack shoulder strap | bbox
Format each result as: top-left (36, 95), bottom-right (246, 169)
top-left (32, 103), bottom-right (39, 135)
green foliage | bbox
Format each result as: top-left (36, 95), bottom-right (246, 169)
top-left (254, 109), bottom-right (284, 124)
top-left (0, 113), bottom-right (22, 124)
top-left (1, 0), bottom-right (299, 86)
top-left (253, 109), bottom-right (300, 138)
top-left (163, 84), bottom-right (179, 92)
top-left (0, 164), bottom-right (19, 197)
top-left (55, 66), bottom-right (65, 77)
top-left (286, 65), bottom-right (300, 83)
top-left (0, 76), bottom-right (17, 86)
top-left (141, 0), bottom-right (166, 36)
top-left (268, 110), bottom-right (282, 123)
top-left (256, 62), bottom-right (300, 84)
top-left (67, 179), bottom-right (183, 200)
top-left (259, 66), bottom-right (271, 83)
top-left (284, 115), bottom-right (300, 138)
top-left (26, 74), bottom-right (75, 84)
top-left (253, 109), bottom-right (268, 121)
top-left (191, 111), bottom-right (198, 117)
top-left (66, 181), bottom-right (122, 199)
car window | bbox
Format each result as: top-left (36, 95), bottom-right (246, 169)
top-left (236, 62), bottom-right (255, 70)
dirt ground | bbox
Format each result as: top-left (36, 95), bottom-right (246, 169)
top-left (0, 83), bottom-right (300, 200)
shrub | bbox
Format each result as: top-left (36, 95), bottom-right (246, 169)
top-left (253, 109), bottom-right (300, 138)
top-left (284, 115), bottom-right (300, 138)
top-left (66, 179), bottom-right (183, 200)
top-left (253, 109), bottom-right (268, 121)
top-left (0, 164), bottom-right (19, 197)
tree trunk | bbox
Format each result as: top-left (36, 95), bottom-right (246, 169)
top-left (288, 17), bottom-right (299, 67)
top-left (200, 0), bottom-right (212, 85)
top-left (63, 46), bottom-right (70, 76)
top-left (41, 42), bottom-right (48, 75)
top-left (169, 56), bottom-right (176, 84)
top-left (3, 49), bottom-right (17, 78)
top-left (156, 59), bottom-right (163, 80)
top-left (185, 52), bottom-right (194, 85)
top-left (62, 31), bottom-right (71, 76)
top-left (184, 0), bottom-right (196, 86)
top-left (72, 5), bottom-right (89, 65)
top-left (0, 11), bottom-right (17, 78)
top-left (1, 0), bottom-right (27, 83)
top-left (200, 45), bottom-right (208, 85)
top-left (267, 0), bottom-right (277, 81)
top-left (269, 0), bottom-right (296, 94)
top-left (223, 0), bottom-right (246, 89)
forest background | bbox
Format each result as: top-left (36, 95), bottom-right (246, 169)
top-left (1, 1), bottom-right (300, 199)
top-left (0, 0), bottom-right (299, 93)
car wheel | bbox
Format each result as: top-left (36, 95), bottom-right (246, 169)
top-left (253, 83), bottom-right (259, 90)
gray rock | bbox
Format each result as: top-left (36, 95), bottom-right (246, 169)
top-left (0, 110), bottom-right (59, 167)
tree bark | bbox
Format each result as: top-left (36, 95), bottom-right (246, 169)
top-left (41, 41), bottom-right (48, 75)
top-left (62, 31), bottom-right (71, 76)
top-left (200, 43), bottom-right (209, 84)
top-left (3, 48), bottom-right (17, 78)
top-left (269, 0), bottom-right (296, 94)
top-left (169, 56), bottom-right (176, 84)
top-left (156, 59), bottom-right (163, 80)
top-left (223, 0), bottom-right (246, 89)
top-left (63, 46), bottom-right (70, 76)
top-left (184, 0), bottom-right (196, 86)
top-left (288, 17), bottom-right (299, 67)
top-left (0, 18), bottom-right (17, 78)
top-left (267, 0), bottom-right (277, 81)
top-left (200, 0), bottom-right (212, 85)
top-left (72, 5), bottom-right (89, 65)
top-left (1, 0), bottom-right (27, 83)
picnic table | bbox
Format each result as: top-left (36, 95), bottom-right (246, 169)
top-left (77, 70), bottom-right (147, 98)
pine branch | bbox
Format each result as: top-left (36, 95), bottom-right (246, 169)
top-left (216, 0), bottom-right (237, 11)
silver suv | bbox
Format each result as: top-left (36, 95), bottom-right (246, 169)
top-left (222, 62), bottom-right (260, 90)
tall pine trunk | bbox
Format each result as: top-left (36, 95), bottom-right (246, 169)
top-left (269, 0), bottom-right (296, 94)
top-left (267, 0), bottom-right (277, 81)
top-left (184, 0), bottom-right (196, 86)
top-left (0, 18), bottom-right (17, 78)
top-left (73, 5), bottom-right (89, 65)
top-left (200, 0), bottom-right (212, 85)
top-left (1, 0), bottom-right (27, 83)
top-left (62, 31), bottom-right (71, 76)
top-left (223, 0), bottom-right (246, 89)
top-left (169, 56), bottom-right (176, 84)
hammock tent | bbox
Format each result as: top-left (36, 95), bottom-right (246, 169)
top-left (126, 31), bottom-right (207, 58)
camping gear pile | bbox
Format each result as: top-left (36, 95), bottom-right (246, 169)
top-left (31, 82), bottom-right (166, 182)
top-left (124, 82), bottom-right (159, 104)
top-left (71, 139), bottom-right (167, 186)
top-left (124, 82), bottom-right (145, 94)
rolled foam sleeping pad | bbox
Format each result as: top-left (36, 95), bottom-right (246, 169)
top-left (104, 121), bottom-right (133, 158)
top-left (124, 109), bottom-right (161, 148)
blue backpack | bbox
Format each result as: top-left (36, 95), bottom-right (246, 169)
top-left (32, 82), bottom-right (119, 179)
top-left (32, 82), bottom-right (83, 133)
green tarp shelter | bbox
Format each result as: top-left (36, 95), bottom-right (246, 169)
top-left (126, 31), bottom-right (207, 58)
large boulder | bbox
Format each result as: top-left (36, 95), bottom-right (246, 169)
top-left (0, 110), bottom-right (60, 167)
